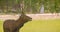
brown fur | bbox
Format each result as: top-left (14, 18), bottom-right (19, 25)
top-left (3, 14), bottom-right (32, 32)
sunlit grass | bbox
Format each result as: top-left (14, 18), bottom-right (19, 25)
top-left (0, 20), bottom-right (3, 32)
top-left (0, 19), bottom-right (60, 32)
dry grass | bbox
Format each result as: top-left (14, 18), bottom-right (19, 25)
top-left (0, 14), bottom-right (60, 20)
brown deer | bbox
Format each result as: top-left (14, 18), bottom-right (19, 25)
top-left (3, 11), bottom-right (32, 32)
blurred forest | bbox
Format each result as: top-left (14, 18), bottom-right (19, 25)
top-left (0, 0), bottom-right (60, 14)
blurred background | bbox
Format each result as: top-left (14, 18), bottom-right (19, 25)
top-left (0, 0), bottom-right (60, 14)
top-left (0, 0), bottom-right (60, 32)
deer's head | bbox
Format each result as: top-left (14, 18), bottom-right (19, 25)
top-left (20, 11), bottom-right (32, 23)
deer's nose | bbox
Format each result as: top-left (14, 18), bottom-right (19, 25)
top-left (30, 18), bottom-right (32, 20)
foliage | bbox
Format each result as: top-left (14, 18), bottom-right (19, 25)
top-left (0, 0), bottom-right (60, 14)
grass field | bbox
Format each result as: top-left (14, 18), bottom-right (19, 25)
top-left (0, 19), bottom-right (60, 32)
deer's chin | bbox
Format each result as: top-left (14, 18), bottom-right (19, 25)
top-left (29, 19), bottom-right (32, 21)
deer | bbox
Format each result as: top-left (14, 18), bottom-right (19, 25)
top-left (3, 11), bottom-right (32, 32)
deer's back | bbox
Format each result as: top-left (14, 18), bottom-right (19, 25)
top-left (3, 20), bottom-right (16, 29)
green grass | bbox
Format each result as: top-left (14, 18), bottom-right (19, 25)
top-left (0, 19), bottom-right (60, 32)
top-left (0, 20), bottom-right (4, 32)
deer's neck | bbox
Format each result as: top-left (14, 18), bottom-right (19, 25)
top-left (15, 17), bottom-right (25, 29)
top-left (17, 17), bottom-right (25, 23)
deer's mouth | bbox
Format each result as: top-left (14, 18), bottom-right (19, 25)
top-left (29, 18), bottom-right (32, 21)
